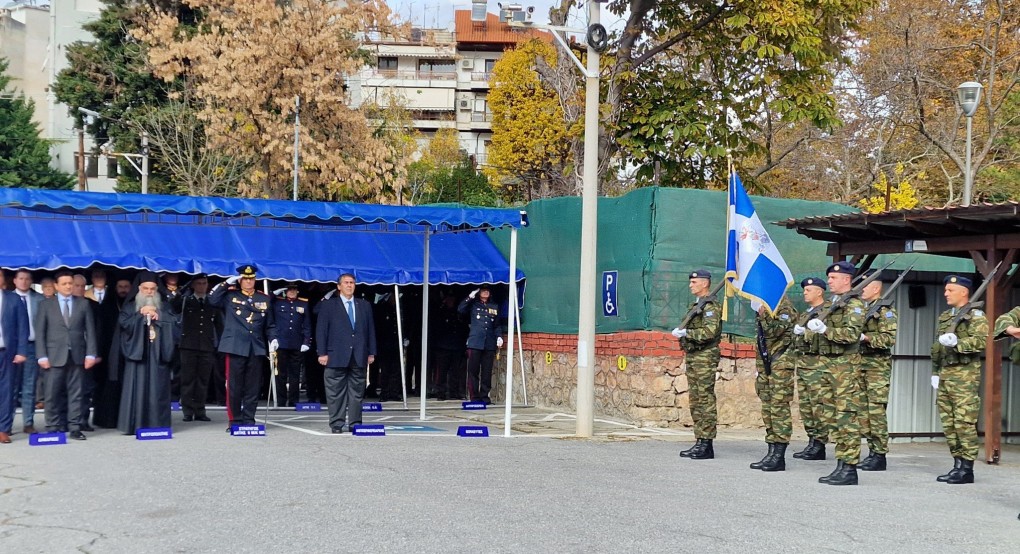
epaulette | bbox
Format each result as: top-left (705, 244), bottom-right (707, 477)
top-left (298, 297), bottom-right (308, 302)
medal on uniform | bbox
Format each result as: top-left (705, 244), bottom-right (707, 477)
top-left (236, 309), bottom-right (242, 316)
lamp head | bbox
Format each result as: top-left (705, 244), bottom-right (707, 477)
top-left (957, 81), bottom-right (983, 117)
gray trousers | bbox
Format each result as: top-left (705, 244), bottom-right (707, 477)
top-left (45, 364), bottom-right (86, 432)
top-left (324, 364), bottom-right (366, 430)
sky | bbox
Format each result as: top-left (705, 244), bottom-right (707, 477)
top-left (390, 1), bottom-right (627, 35)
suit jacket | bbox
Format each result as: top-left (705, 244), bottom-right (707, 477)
top-left (316, 296), bottom-right (376, 369)
top-left (35, 294), bottom-right (98, 367)
top-left (14, 289), bottom-right (42, 342)
top-left (0, 290), bottom-right (29, 362)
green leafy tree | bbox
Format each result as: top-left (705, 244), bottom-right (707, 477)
top-left (0, 58), bottom-right (74, 189)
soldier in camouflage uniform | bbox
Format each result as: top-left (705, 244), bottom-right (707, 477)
top-left (807, 261), bottom-right (865, 486)
top-left (672, 269), bottom-right (722, 460)
top-left (931, 275), bottom-right (988, 485)
top-left (858, 274), bottom-right (898, 471)
top-left (992, 305), bottom-right (1020, 365)
top-left (791, 278), bottom-right (831, 461)
top-left (750, 295), bottom-right (797, 472)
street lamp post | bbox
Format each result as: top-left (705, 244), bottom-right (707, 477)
top-left (503, 1), bottom-right (603, 436)
top-left (957, 81), bottom-right (982, 207)
top-left (77, 107), bottom-right (150, 194)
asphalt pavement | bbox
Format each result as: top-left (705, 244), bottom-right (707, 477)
top-left (1, 403), bottom-right (1018, 553)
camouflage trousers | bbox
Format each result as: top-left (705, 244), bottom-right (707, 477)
top-left (818, 353), bottom-right (862, 464)
top-left (859, 354), bottom-right (891, 454)
top-left (686, 355), bottom-right (719, 439)
top-left (795, 355), bottom-right (832, 442)
top-left (936, 362), bottom-right (982, 461)
top-left (756, 363), bottom-right (794, 444)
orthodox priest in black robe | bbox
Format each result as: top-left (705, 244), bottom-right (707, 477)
top-left (117, 272), bottom-right (178, 435)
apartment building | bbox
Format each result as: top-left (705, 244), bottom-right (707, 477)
top-left (351, 7), bottom-right (548, 168)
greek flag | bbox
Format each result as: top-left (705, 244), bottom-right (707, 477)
top-left (724, 171), bottom-right (793, 313)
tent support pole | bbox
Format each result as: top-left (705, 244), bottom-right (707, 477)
top-left (419, 231), bottom-right (431, 421)
top-left (504, 227), bottom-right (518, 436)
top-left (264, 280), bottom-right (279, 409)
top-left (394, 284), bottom-right (408, 410)
top-left (514, 292), bottom-right (527, 406)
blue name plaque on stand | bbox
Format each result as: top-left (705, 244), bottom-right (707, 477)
top-left (295, 403), bottom-right (322, 411)
top-left (362, 403), bottom-right (383, 412)
top-left (352, 424), bottom-right (385, 436)
top-left (457, 426), bottom-right (490, 437)
top-left (136, 427), bottom-right (173, 441)
top-left (170, 402), bottom-right (182, 411)
top-left (231, 424), bottom-right (266, 436)
top-left (30, 432), bottom-right (66, 446)
top-left (462, 401), bottom-right (487, 410)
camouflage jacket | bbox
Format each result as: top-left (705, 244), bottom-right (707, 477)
top-left (931, 306), bottom-right (988, 371)
top-left (680, 298), bottom-right (722, 354)
top-left (810, 295), bottom-right (865, 356)
top-left (756, 297), bottom-right (797, 370)
top-left (861, 301), bottom-right (898, 356)
top-left (993, 306), bottom-right (1020, 364)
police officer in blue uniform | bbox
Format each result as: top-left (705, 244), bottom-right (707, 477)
top-left (173, 273), bottom-right (222, 422)
top-left (458, 285), bottom-right (504, 404)
top-left (208, 264), bottom-right (276, 429)
top-left (272, 283), bottom-right (311, 406)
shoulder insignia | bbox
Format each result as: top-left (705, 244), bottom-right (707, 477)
top-left (298, 297), bottom-right (308, 302)
top-left (780, 314), bottom-right (789, 320)
top-left (885, 311), bottom-right (894, 318)
top-left (974, 309), bottom-right (984, 317)
top-left (705, 311), bottom-right (714, 317)
top-left (854, 307), bottom-right (862, 314)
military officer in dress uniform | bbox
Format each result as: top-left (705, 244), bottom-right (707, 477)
top-left (672, 269), bottom-right (722, 460)
top-left (750, 295), bottom-right (797, 472)
top-left (791, 277), bottom-right (832, 461)
top-left (931, 275), bottom-right (987, 484)
top-left (808, 261), bottom-right (866, 486)
top-left (858, 272), bottom-right (898, 471)
top-left (272, 283), bottom-right (311, 407)
top-left (173, 274), bottom-right (222, 422)
top-left (208, 264), bottom-right (276, 429)
top-left (458, 285), bottom-right (504, 404)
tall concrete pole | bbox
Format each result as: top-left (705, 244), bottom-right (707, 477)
top-left (575, 1), bottom-right (600, 437)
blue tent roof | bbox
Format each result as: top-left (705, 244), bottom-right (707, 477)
top-left (0, 188), bottom-right (526, 230)
top-left (0, 189), bottom-right (525, 285)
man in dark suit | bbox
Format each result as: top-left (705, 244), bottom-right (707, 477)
top-left (35, 271), bottom-right (98, 440)
top-left (173, 274), bottom-right (221, 422)
top-left (0, 270), bottom-right (30, 443)
top-left (316, 273), bottom-right (376, 433)
top-left (208, 264), bottom-right (276, 429)
top-left (12, 269), bottom-right (43, 434)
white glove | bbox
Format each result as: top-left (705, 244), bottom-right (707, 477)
top-left (671, 328), bottom-right (687, 339)
top-left (272, 287), bottom-right (287, 296)
top-left (226, 275), bottom-right (240, 285)
top-left (469, 288), bottom-right (479, 299)
top-left (402, 339), bottom-right (410, 347)
top-left (322, 289), bottom-right (336, 301)
top-left (497, 337), bottom-right (504, 348)
top-left (269, 339), bottom-right (279, 353)
top-left (938, 333), bottom-right (958, 347)
top-left (860, 334), bottom-right (867, 342)
top-left (300, 344), bottom-right (310, 353)
top-left (807, 319), bottom-right (827, 334)
top-left (750, 299), bottom-right (763, 312)
top-left (793, 324), bottom-right (805, 336)
top-left (931, 375), bottom-right (940, 389)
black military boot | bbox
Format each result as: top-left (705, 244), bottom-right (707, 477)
top-left (792, 438), bottom-right (815, 459)
top-left (859, 452), bottom-right (887, 471)
top-left (689, 439), bottom-right (714, 460)
top-left (679, 439), bottom-right (703, 458)
top-left (761, 443), bottom-right (787, 472)
top-left (750, 443), bottom-right (775, 469)
top-left (818, 460), bottom-right (844, 484)
top-left (824, 462), bottom-right (858, 486)
top-left (946, 459), bottom-right (975, 484)
top-left (801, 439), bottom-right (826, 461)
top-left (937, 457), bottom-right (963, 482)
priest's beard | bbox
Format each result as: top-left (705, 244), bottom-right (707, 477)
top-left (135, 293), bottom-right (163, 312)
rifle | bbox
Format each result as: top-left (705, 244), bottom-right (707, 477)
top-left (677, 279), bottom-right (726, 330)
top-left (813, 259), bottom-right (897, 323)
top-left (948, 261), bottom-right (1002, 334)
top-left (755, 319), bottom-right (772, 376)
top-left (863, 264), bottom-right (914, 322)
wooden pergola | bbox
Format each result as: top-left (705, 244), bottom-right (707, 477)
top-left (781, 202), bottom-right (1020, 464)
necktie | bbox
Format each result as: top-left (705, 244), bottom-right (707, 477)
top-left (62, 298), bottom-right (71, 325)
top-left (96, 290), bottom-right (104, 303)
top-left (346, 300), bottom-right (355, 327)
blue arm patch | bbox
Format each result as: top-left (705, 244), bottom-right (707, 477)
top-left (705, 311), bottom-right (714, 317)
top-left (885, 311), bottom-right (894, 318)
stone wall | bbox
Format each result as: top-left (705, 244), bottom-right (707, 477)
top-left (492, 331), bottom-right (775, 431)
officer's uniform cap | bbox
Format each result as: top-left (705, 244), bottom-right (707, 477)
top-left (690, 269), bottom-right (712, 280)
top-left (944, 275), bottom-right (973, 291)
top-left (237, 264), bottom-right (258, 278)
top-left (826, 260), bottom-right (856, 275)
top-left (801, 277), bottom-right (827, 290)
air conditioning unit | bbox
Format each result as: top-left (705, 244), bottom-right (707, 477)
top-left (459, 99), bottom-right (471, 110)
top-left (461, 58), bottom-right (474, 70)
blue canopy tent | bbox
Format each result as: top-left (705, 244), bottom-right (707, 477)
top-left (0, 188), bottom-right (528, 430)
